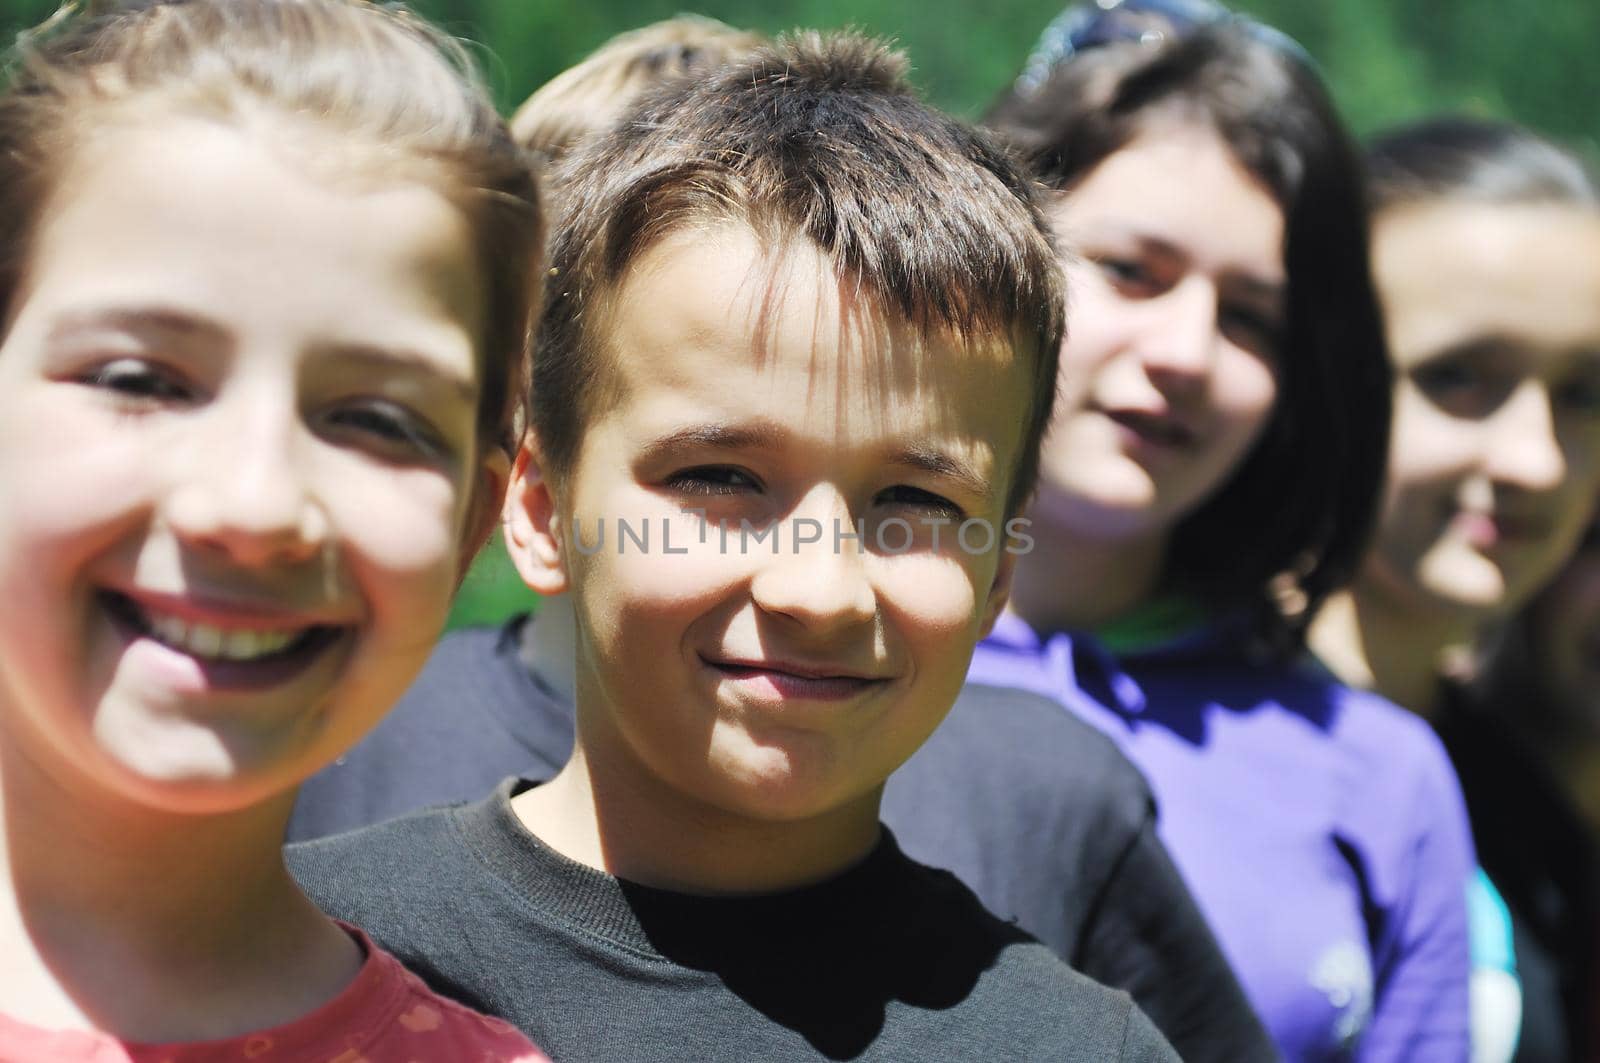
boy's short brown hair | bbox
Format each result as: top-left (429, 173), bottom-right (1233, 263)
top-left (509, 15), bottom-right (767, 165)
top-left (532, 31), bottom-right (1064, 516)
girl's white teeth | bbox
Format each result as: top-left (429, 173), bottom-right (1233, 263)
top-left (145, 611), bottom-right (300, 661)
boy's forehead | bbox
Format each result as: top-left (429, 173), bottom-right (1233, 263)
top-left (598, 222), bottom-right (1023, 402)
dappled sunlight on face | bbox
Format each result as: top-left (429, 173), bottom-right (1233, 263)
top-left (552, 223), bottom-right (1032, 825)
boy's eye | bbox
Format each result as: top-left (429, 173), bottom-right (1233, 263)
top-left (83, 357), bottom-right (191, 402)
top-left (325, 401), bottom-right (450, 461)
top-left (664, 465), bottom-right (761, 496)
top-left (876, 484), bottom-right (964, 520)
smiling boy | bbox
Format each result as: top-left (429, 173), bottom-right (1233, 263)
top-left (291, 33), bottom-right (1176, 1060)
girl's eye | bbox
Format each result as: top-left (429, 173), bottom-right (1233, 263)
top-left (83, 358), bottom-right (190, 402)
top-left (1554, 374), bottom-right (1600, 416)
top-left (327, 402), bottom-right (449, 460)
top-left (1413, 361), bottom-right (1480, 395)
top-left (1412, 358), bottom-right (1513, 418)
top-left (664, 466), bottom-right (760, 496)
top-left (876, 484), bottom-right (965, 520)
top-left (1220, 306), bottom-right (1282, 362)
top-left (1093, 256), bottom-right (1157, 293)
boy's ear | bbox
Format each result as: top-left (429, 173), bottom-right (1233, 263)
top-left (977, 543), bottom-right (1018, 639)
top-left (503, 435), bottom-right (570, 596)
top-left (460, 445), bottom-right (512, 580)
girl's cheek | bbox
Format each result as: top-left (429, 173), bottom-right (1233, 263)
top-left (0, 457), bottom-right (147, 554)
top-left (321, 462), bottom-right (468, 575)
top-left (1388, 389), bottom-right (1480, 484)
top-left (1213, 352), bottom-right (1277, 424)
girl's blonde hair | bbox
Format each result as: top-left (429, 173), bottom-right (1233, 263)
top-left (0, 0), bottom-right (544, 449)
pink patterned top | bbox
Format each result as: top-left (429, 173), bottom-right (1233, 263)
top-left (0, 925), bottom-right (548, 1062)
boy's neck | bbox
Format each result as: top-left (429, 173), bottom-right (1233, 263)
top-left (0, 743), bottom-right (359, 1042)
top-left (1005, 514), bottom-right (1166, 635)
top-left (1308, 585), bottom-right (1477, 717)
top-left (514, 734), bottom-right (883, 897)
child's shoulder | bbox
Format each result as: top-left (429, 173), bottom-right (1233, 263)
top-left (1278, 658), bottom-right (1463, 787)
top-left (288, 790), bottom-right (470, 870)
top-left (287, 786), bottom-right (504, 931)
top-left (917, 681), bottom-right (1152, 804)
top-left (353, 932), bottom-right (548, 1062)
top-left (0, 928), bottom-right (547, 1063)
top-left (883, 845), bottom-right (1177, 1059)
top-left (886, 681), bottom-right (1158, 882)
top-left (1135, 636), bottom-right (1455, 768)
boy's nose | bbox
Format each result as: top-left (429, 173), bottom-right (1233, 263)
top-left (160, 402), bottom-right (330, 568)
top-left (748, 490), bottom-right (877, 632)
top-left (1484, 382), bottom-right (1566, 494)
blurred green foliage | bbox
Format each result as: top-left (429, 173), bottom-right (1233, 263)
top-left (452, 529), bottom-right (541, 628)
top-left (431, 0), bottom-right (1597, 152)
top-left (2, 0), bottom-right (1593, 630)
top-left (3, 0), bottom-right (1596, 144)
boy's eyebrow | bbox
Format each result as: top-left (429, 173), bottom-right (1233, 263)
top-left (639, 422), bottom-right (787, 458)
top-left (889, 444), bottom-right (994, 505)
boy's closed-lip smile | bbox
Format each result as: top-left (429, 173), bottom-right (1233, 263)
top-left (701, 653), bottom-right (892, 703)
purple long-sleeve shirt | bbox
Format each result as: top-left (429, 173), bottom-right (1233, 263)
top-left (970, 613), bottom-right (1474, 1062)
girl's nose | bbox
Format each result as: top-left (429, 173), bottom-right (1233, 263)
top-left (160, 396), bottom-right (330, 568)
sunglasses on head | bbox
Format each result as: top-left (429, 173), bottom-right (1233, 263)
top-left (1015, 0), bottom-right (1313, 93)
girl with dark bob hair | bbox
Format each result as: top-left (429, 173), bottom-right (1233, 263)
top-left (969, 2), bottom-right (1475, 1057)
top-left (1314, 115), bottom-right (1600, 1063)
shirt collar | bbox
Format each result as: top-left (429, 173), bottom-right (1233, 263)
top-left (988, 612), bottom-right (1148, 716)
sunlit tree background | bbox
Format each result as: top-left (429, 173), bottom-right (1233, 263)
top-left (4, 1), bottom-right (1596, 143)
top-left (4, 0), bottom-right (1595, 625)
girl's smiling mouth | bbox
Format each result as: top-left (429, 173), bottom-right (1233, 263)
top-left (1098, 406), bottom-right (1199, 450)
top-left (99, 589), bottom-right (349, 693)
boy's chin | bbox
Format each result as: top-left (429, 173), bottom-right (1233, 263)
top-left (697, 744), bottom-right (887, 825)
